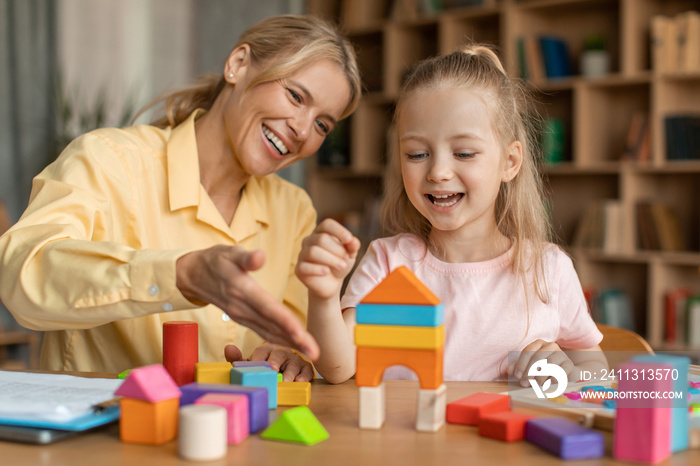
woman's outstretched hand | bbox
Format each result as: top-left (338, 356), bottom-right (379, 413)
top-left (176, 245), bottom-right (319, 360)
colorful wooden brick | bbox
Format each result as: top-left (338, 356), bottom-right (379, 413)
top-left (233, 360), bottom-right (273, 369)
top-left (163, 321), bottom-right (198, 386)
top-left (356, 303), bottom-right (444, 327)
top-left (446, 393), bottom-right (510, 426)
top-left (633, 354), bottom-right (691, 452)
top-left (355, 324), bottom-right (445, 350)
top-left (179, 382), bottom-right (269, 433)
top-left (115, 364), bottom-right (181, 402)
top-left (178, 404), bottom-right (227, 461)
top-left (479, 411), bottom-right (534, 442)
top-left (355, 346), bottom-right (443, 389)
top-left (230, 366), bottom-right (278, 409)
top-left (117, 369), bottom-right (131, 380)
top-left (195, 393), bottom-right (249, 444)
top-left (525, 417), bottom-right (604, 460)
top-left (120, 397), bottom-right (179, 445)
top-left (416, 384), bottom-right (446, 432)
top-left (359, 383), bottom-right (386, 429)
top-left (360, 266), bottom-right (440, 305)
top-left (614, 361), bottom-right (673, 463)
top-left (195, 362), bottom-right (233, 384)
top-left (278, 381), bottom-right (311, 406)
top-left (261, 406), bottom-right (329, 445)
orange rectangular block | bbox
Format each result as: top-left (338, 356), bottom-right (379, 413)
top-left (360, 266), bottom-right (440, 305)
top-left (355, 346), bottom-right (443, 389)
top-left (120, 397), bottom-right (179, 445)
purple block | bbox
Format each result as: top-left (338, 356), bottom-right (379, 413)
top-left (233, 360), bottom-right (273, 369)
top-left (180, 382), bottom-right (269, 433)
top-left (525, 417), bottom-right (604, 460)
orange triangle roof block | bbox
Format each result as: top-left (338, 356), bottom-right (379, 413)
top-left (360, 266), bottom-right (440, 305)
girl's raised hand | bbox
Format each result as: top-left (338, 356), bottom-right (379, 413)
top-left (508, 339), bottom-right (577, 388)
top-left (295, 218), bottom-right (360, 300)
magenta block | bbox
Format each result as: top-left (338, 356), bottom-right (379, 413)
top-left (195, 393), bottom-right (249, 444)
top-left (613, 361), bottom-right (673, 463)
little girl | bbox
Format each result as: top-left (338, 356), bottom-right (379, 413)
top-left (296, 45), bottom-right (607, 385)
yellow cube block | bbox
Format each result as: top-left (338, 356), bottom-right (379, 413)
top-left (195, 362), bottom-right (232, 384)
top-left (278, 381), bottom-right (311, 406)
top-left (354, 324), bottom-right (444, 350)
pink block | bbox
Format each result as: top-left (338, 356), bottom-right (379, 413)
top-left (115, 364), bottom-right (181, 402)
top-left (195, 393), bottom-right (249, 445)
top-left (563, 392), bottom-right (582, 401)
top-left (613, 361), bottom-right (673, 464)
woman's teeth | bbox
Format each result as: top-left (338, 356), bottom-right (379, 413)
top-left (263, 126), bottom-right (289, 155)
top-left (429, 193), bottom-right (461, 207)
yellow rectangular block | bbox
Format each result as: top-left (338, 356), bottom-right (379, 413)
top-left (195, 362), bottom-right (232, 384)
top-left (277, 381), bottom-right (311, 406)
top-left (354, 324), bottom-right (444, 349)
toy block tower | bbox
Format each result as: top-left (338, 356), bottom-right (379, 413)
top-left (354, 266), bottom-right (445, 431)
top-left (115, 364), bottom-right (182, 445)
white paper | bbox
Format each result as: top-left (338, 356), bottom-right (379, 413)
top-left (0, 371), bottom-right (122, 422)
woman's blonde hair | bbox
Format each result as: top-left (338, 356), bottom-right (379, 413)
top-left (141, 15), bottom-right (362, 128)
top-left (383, 44), bottom-right (551, 302)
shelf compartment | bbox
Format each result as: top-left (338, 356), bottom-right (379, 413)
top-left (384, 22), bottom-right (439, 97)
top-left (575, 80), bottom-right (651, 166)
top-left (348, 30), bottom-right (385, 93)
top-left (438, 8), bottom-right (501, 54)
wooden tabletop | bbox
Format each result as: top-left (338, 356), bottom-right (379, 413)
top-left (0, 377), bottom-right (696, 465)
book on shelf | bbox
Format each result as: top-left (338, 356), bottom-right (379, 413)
top-left (686, 295), bottom-right (700, 347)
top-left (677, 10), bottom-right (700, 72)
top-left (592, 288), bottom-right (635, 332)
top-left (665, 288), bottom-right (691, 345)
top-left (665, 114), bottom-right (700, 161)
top-left (524, 35), bottom-right (546, 83)
top-left (542, 117), bottom-right (565, 164)
top-left (621, 112), bottom-right (650, 162)
top-left (573, 200), bottom-right (624, 253)
top-left (635, 201), bottom-right (686, 252)
top-left (539, 36), bottom-right (572, 79)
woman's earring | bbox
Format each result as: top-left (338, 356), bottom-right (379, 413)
top-left (227, 73), bottom-right (234, 79)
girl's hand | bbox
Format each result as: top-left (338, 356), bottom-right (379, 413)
top-left (295, 219), bottom-right (360, 300)
top-left (176, 245), bottom-right (319, 360)
top-left (508, 339), bottom-right (577, 388)
top-left (224, 343), bottom-right (314, 382)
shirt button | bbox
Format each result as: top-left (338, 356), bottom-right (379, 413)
top-left (148, 285), bottom-right (159, 296)
top-left (222, 314), bottom-right (230, 322)
top-left (162, 303), bottom-right (173, 312)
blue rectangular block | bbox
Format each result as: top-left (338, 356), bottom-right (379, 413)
top-left (179, 382), bottom-right (269, 433)
top-left (356, 303), bottom-right (444, 327)
top-left (231, 367), bottom-right (278, 409)
top-left (525, 417), bottom-right (604, 460)
top-left (632, 354), bottom-right (690, 451)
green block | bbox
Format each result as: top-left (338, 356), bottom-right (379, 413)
top-left (260, 406), bottom-right (329, 445)
top-left (117, 369), bottom-right (131, 380)
top-left (277, 372), bottom-right (283, 382)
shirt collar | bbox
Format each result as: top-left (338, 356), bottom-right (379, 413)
top-left (167, 109), bottom-right (270, 242)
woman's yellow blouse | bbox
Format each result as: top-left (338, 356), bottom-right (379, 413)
top-left (0, 111), bottom-right (316, 372)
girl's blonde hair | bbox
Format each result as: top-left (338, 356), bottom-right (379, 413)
top-left (383, 44), bottom-right (551, 302)
top-left (141, 15), bottom-right (362, 128)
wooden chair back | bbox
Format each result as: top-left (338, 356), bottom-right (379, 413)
top-left (597, 323), bottom-right (654, 370)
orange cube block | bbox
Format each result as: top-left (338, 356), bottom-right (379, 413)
top-left (479, 411), bottom-right (533, 442)
top-left (446, 393), bottom-right (510, 426)
top-left (120, 397), bottom-right (179, 445)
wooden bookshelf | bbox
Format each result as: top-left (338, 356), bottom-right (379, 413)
top-left (305, 0), bottom-right (700, 351)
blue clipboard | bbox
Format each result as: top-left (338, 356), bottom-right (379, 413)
top-left (0, 405), bottom-right (120, 431)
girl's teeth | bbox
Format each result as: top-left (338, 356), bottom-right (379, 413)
top-left (263, 126), bottom-right (289, 155)
top-left (430, 193), bottom-right (460, 207)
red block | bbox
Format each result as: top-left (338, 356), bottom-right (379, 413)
top-left (163, 321), bottom-right (198, 386)
top-left (479, 411), bottom-right (533, 442)
top-left (446, 393), bottom-right (509, 426)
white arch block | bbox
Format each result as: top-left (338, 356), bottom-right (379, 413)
top-left (178, 404), bottom-right (227, 461)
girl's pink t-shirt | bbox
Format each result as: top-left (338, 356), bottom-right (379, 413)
top-left (340, 234), bottom-right (603, 382)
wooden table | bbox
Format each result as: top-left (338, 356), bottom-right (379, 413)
top-left (0, 377), bottom-right (696, 465)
